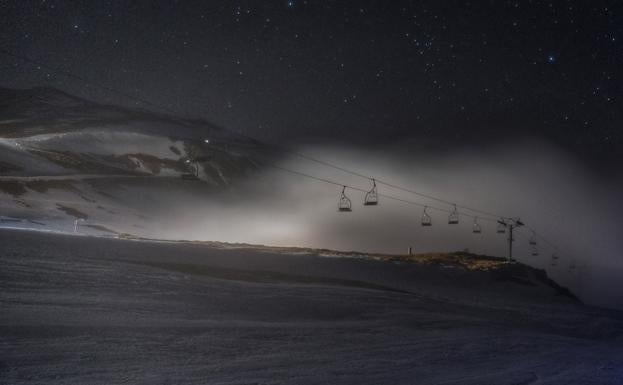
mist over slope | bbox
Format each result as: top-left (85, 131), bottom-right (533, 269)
top-left (1, 87), bottom-right (622, 310)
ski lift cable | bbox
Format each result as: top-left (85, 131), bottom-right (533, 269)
top-left (180, 142), bottom-right (498, 222)
top-left (512, 227), bottom-right (559, 258)
top-left (510, 224), bottom-right (553, 248)
top-left (511, 231), bottom-right (542, 257)
top-left (268, 163), bottom-right (500, 220)
top-left (0, 49), bottom-right (556, 249)
top-left (282, 150), bottom-right (504, 220)
top-left (215, 147), bottom-right (499, 224)
top-left (268, 164), bottom-right (448, 211)
top-left (523, 225), bottom-right (558, 251)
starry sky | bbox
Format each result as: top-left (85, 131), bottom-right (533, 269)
top-left (1, 0), bottom-right (621, 160)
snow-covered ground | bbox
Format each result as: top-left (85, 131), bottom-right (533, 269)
top-left (0, 88), bottom-right (268, 241)
top-left (1, 229), bottom-right (622, 384)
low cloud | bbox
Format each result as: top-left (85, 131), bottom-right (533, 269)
top-left (130, 138), bottom-right (622, 309)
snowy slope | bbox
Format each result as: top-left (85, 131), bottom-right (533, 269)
top-left (1, 229), bottom-right (622, 385)
top-left (0, 87), bottom-right (269, 234)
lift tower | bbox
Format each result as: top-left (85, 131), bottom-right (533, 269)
top-left (498, 218), bottom-right (524, 263)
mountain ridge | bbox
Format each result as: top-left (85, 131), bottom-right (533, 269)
top-left (0, 86), bottom-right (275, 236)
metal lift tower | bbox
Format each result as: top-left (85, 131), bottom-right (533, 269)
top-left (498, 218), bottom-right (524, 263)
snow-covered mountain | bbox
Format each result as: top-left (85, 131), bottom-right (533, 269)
top-left (0, 87), bottom-right (271, 236)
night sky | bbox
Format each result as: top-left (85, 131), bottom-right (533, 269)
top-left (1, 1), bottom-right (621, 155)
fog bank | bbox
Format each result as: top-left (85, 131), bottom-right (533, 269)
top-left (127, 138), bottom-right (622, 309)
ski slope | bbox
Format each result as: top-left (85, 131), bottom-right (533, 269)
top-left (1, 229), bottom-right (622, 384)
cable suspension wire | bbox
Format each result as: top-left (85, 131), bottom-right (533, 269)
top-left (277, 149), bottom-right (505, 220)
top-left (214, 134), bottom-right (511, 221)
top-left (206, 145), bottom-right (500, 224)
top-left (511, 226), bottom-right (558, 256)
top-left (267, 162), bottom-right (501, 221)
top-left (270, 150), bottom-right (563, 252)
top-left (524, 225), bottom-right (558, 251)
top-left (0, 49), bottom-right (558, 252)
top-left (218, 130), bottom-right (507, 220)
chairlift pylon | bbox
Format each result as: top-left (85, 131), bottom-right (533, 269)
top-left (448, 204), bottom-right (459, 225)
top-left (421, 206), bottom-right (432, 226)
top-left (363, 179), bottom-right (378, 206)
top-left (496, 219), bottom-right (507, 234)
top-left (472, 217), bottom-right (482, 233)
top-left (338, 186), bottom-right (352, 212)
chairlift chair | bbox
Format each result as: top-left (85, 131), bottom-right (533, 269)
top-left (421, 206), bottom-right (432, 226)
top-left (472, 217), bottom-right (482, 233)
top-left (338, 186), bottom-right (352, 212)
top-left (531, 245), bottom-right (539, 256)
top-left (448, 204), bottom-right (459, 225)
top-left (363, 179), bottom-right (378, 206)
top-left (529, 232), bottom-right (537, 245)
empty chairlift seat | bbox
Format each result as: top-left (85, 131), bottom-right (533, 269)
top-left (363, 179), bottom-right (379, 206)
top-left (448, 205), bottom-right (459, 225)
top-left (472, 217), bottom-right (482, 233)
top-left (338, 186), bottom-right (352, 212)
top-left (529, 232), bottom-right (537, 245)
top-left (421, 206), bottom-right (432, 226)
